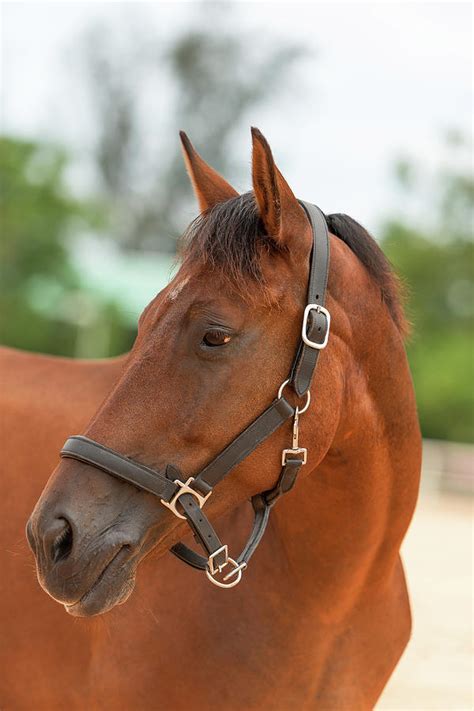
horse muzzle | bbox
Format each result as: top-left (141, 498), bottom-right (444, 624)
top-left (25, 457), bottom-right (166, 616)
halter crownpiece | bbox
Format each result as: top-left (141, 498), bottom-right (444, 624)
top-left (60, 201), bottom-right (330, 589)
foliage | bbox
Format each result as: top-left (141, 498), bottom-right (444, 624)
top-left (0, 137), bottom-right (78, 353)
top-left (0, 136), bottom-right (133, 356)
top-left (79, 3), bottom-right (305, 252)
top-left (381, 134), bottom-right (473, 442)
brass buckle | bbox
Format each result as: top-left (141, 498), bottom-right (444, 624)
top-left (160, 477), bottom-right (211, 520)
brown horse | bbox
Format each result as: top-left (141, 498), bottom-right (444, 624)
top-left (23, 129), bottom-right (420, 709)
top-left (0, 347), bottom-right (126, 708)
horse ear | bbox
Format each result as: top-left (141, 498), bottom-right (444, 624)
top-left (180, 131), bottom-right (239, 213)
top-left (251, 127), bottom-right (309, 255)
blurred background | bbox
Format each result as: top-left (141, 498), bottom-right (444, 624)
top-left (1, 2), bottom-right (472, 708)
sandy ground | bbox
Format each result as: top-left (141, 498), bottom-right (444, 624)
top-left (377, 484), bottom-right (472, 711)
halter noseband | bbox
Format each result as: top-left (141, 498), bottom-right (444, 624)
top-left (60, 202), bottom-right (330, 589)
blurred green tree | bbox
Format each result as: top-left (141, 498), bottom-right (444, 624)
top-left (0, 136), bottom-right (134, 356)
top-left (381, 133), bottom-right (473, 443)
top-left (0, 137), bottom-right (80, 353)
top-left (79, 3), bottom-right (305, 252)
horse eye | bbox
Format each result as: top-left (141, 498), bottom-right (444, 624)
top-left (202, 330), bottom-right (232, 348)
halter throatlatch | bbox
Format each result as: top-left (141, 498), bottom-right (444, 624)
top-left (60, 202), bottom-right (330, 589)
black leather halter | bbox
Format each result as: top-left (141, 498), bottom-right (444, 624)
top-left (61, 202), bottom-right (330, 589)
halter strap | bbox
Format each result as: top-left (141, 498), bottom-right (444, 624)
top-left (291, 202), bottom-right (331, 396)
top-left (60, 201), bottom-right (331, 589)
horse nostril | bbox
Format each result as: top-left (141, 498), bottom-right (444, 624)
top-left (50, 518), bottom-right (73, 564)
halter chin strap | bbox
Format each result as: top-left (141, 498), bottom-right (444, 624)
top-left (60, 201), bottom-right (330, 589)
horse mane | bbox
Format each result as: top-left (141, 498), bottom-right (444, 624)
top-left (325, 213), bottom-right (408, 337)
top-left (180, 192), bottom-right (407, 336)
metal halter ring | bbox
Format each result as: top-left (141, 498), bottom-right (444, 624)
top-left (277, 379), bottom-right (311, 415)
top-left (206, 546), bottom-right (247, 589)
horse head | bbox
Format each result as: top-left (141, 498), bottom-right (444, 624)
top-left (27, 129), bottom-right (341, 616)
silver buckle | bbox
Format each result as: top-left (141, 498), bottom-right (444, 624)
top-left (301, 304), bottom-right (330, 349)
top-left (160, 477), bottom-right (211, 520)
top-left (206, 545), bottom-right (247, 589)
top-left (281, 447), bottom-right (307, 465)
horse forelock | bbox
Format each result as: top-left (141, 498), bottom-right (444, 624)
top-left (179, 192), bottom-right (407, 333)
top-left (179, 192), bottom-right (285, 304)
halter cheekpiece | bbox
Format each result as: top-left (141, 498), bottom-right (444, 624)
top-left (60, 202), bottom-right (331, 589)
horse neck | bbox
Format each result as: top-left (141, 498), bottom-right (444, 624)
top-left (266, 237), bottom-right (422, 619)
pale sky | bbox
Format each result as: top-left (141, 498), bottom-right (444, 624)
top-left (1, 1), bottom-right (472, 233)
